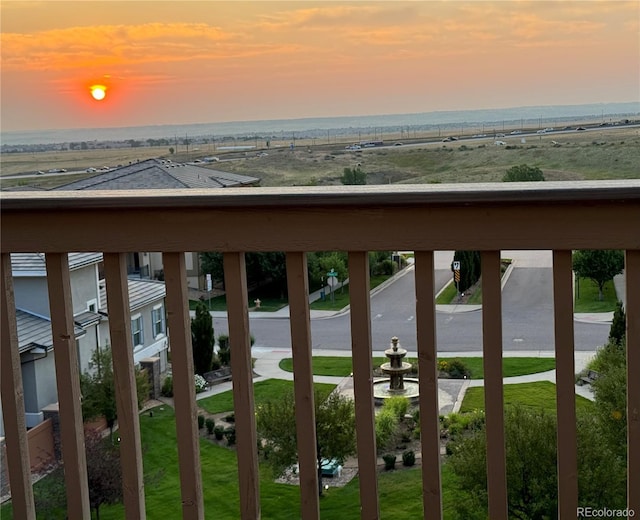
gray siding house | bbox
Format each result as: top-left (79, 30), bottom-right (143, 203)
top-left (0, 253), bottom-right (167, 437)
top-left (54, 158), bottom-right (260, 289)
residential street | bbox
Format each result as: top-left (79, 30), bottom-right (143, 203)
top-left (211, 251), bottom-right (612, 354)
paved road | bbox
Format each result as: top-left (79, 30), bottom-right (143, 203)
top-left (212, 252), bottom-right (611, 353)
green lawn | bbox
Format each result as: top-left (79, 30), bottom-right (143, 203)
top-left (278, 356), bottom-right (556, 380)
top-left (309, 274), bottom-right (389, 311)
top-left (197, 379), bottom-right (336, 414)
top-left (459, 381), bottom-right (595, 414)
top-left (435, 281), bottom-right (459, 304)
top-left (574, 278), bottom-right (619, 312)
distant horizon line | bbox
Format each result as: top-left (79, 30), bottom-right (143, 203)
top-left (4, 101), bottom-right (639, 135)
top-left (2, 101), bottom-right (638, 146)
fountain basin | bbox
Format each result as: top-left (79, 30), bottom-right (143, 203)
top-left (373, 377), bottom-right (420, 406)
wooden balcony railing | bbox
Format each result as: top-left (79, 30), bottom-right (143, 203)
top-left (1, 181), bottom-right (639, 519)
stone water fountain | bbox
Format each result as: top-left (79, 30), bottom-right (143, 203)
top-left (372, 336), bottom-right (420, 405)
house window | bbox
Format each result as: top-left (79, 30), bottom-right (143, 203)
top-left (152, 305), bottom-right (166, 338)
top-left (131, 315), bottom-right (144, 347)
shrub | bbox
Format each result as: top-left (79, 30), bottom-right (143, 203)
top-left (375, 408), bottom-right (398, 452)
top-left (224, 427), bottom-right (236, 446)
top-left (402, 450), bottom-right (416, 467)
top-left (161, 376), bottom-right (173, 397)
top-left (197, 415), bottom-right (205, 429)
top-left (447, 358), bottom-right (471, 379)
top-left (224, 413), bottom-right (235, 423)
top-left (194, 374), bottom-right (208, 393)
top-left (205, 418), bottom-right (215, 435)
top-left (383, 454), bottom-right (396, 470)
top-left (214, 425), bottom-right (225, 440)
top-left (383, 396), bottom-right (410, 420)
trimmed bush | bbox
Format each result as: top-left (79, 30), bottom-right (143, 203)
top-left (161, 375), bottom-right (173, 397)
top-left (197, 414), bottom-right (205, 429)
top-left (224, 427), bottom-right (236, 446)
top-left (402, 450), bottom-right (416, 467)
top-left (383, 454), bottom-right (396, 470)
top-left (224, 413), bottom-right (235, 423)
top-left (214, 425), bottom-right (225, 440)
top-left (205, 418), bottom-right (215, 435)
top-left (383, 396), bottom-right (409, 420)
top-left (375, 408), bottom-right (398, 452)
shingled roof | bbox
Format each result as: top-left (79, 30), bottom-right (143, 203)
top-left (53, 158), bottom-right (260, 190)
top-left (10, 253), bottom-right (103, 276)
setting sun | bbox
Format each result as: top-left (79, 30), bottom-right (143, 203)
top-left (90, 85), bottom-right (106, 101)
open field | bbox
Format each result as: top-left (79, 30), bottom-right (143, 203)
top-left (1, 126), bottom-right (638, 189)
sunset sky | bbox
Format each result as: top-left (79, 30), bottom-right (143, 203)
top-left (1, 1), bottom-right (638, 132)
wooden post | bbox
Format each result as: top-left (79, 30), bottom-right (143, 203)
top-left (348, 251), bottom-right (380, 519)
top-left (103, 253), bottom-right (146, 519)
top-left (223, 252), bottom-right (260, 519)
top-left (0, 253), bottom-right (36, 519)
top-left (414, 251), bottom-right (443, 519)
top-left (163, 252), bottom-right (204, 519)
top-left (286, 252), bottom-right (320, 518)
top-left (481, 250), bottom-right (508, 520)
top-left (45, 253), bottom-right (91, 518)
top-left (552, 250), bottom-right (578, 517)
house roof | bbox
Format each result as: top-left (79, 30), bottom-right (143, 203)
top-left (10, 253), bottom-right (103, 276)
top-left (99, 279), bottom-right (166, 313)
top-left (53, 158), bottom-right (260, 190)
top-left (15, 309), bottom-right (86, 354)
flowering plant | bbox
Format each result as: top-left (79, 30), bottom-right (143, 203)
top-left (194, 374), bottom-right (208, 393)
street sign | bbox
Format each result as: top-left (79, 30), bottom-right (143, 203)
top-left (206, 273), bottom-right (212, 292)
top-left (454, 271), bottom-right (461, 282)
top-left (453, 261), bottom-right (461, 270)
top-left (327, 269), bottom-right (338, 277)
top-left (327, 276), bottom-right (338, 288)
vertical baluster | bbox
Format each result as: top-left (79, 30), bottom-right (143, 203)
top-left (103, 253), bottom-right (146, 519)
top-left (481, 250), bottom-right (508, 519)
top-left (286, 252), bottom-right (320, 518)
top-left (552, 250), bottom-right (578, 516)
top-left (348, 251), bottom-right (380, 519)
top-left (414, 251), bottom-right (442, 518)
top-left (163, 252), bottom-right (204, 519)
top-left (223, 252), bottom-right (260, 519)
top-left (45, 253), bottom-right (91, 518)
top-left (626, 250), bottom-right (640, 512)
top-left (0, 253), bottom-right (36, 519)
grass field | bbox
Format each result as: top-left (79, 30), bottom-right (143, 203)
top-left (460, 381), bottom-right (594, 414)
top-left (3, 126), bottom-right (638, 189)
top-left (574, 278), bottom-right (619, 313)
top-left (278, 356), bottom-right (556, 379)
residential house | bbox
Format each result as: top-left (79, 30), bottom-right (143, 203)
top-left (54, 157), bottom-right (261, 289)
top-left (0, 253), bottom-right (167, 438)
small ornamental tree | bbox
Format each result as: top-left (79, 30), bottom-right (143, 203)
top-left (572, 249), bottom-right (624, 301)
top-left (502, 164), bottom-right (545, 182)
top-left (191, 301), bottom-right (215, 375)
top-left (85, 428), bottom-right (123, 520)
top-left (257, 389), bottom-right (356, 496)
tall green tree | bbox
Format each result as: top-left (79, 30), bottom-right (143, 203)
top-left (572, 249), bottom-right (624, 301)
top-left (502, 164), bottom-right (545, 182)
top-left (452, 251), bottom-right (481, 293)
top-left (200, 252), bottom-right (287, 292)
top-left (257, 389), bottom-right (356, 496)
top-left (191, 301), bottom-right (215, 375)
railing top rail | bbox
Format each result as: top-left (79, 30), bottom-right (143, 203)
top-left (2, 180), bottom-right (640, 211)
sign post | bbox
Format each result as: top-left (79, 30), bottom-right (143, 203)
top-left (453, 261), bottom-right (461, 297)
top-left (327, 269), bottom-right (338, 303)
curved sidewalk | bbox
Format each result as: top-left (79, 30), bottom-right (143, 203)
top-left (196, 348), bottom-right (597, 415)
